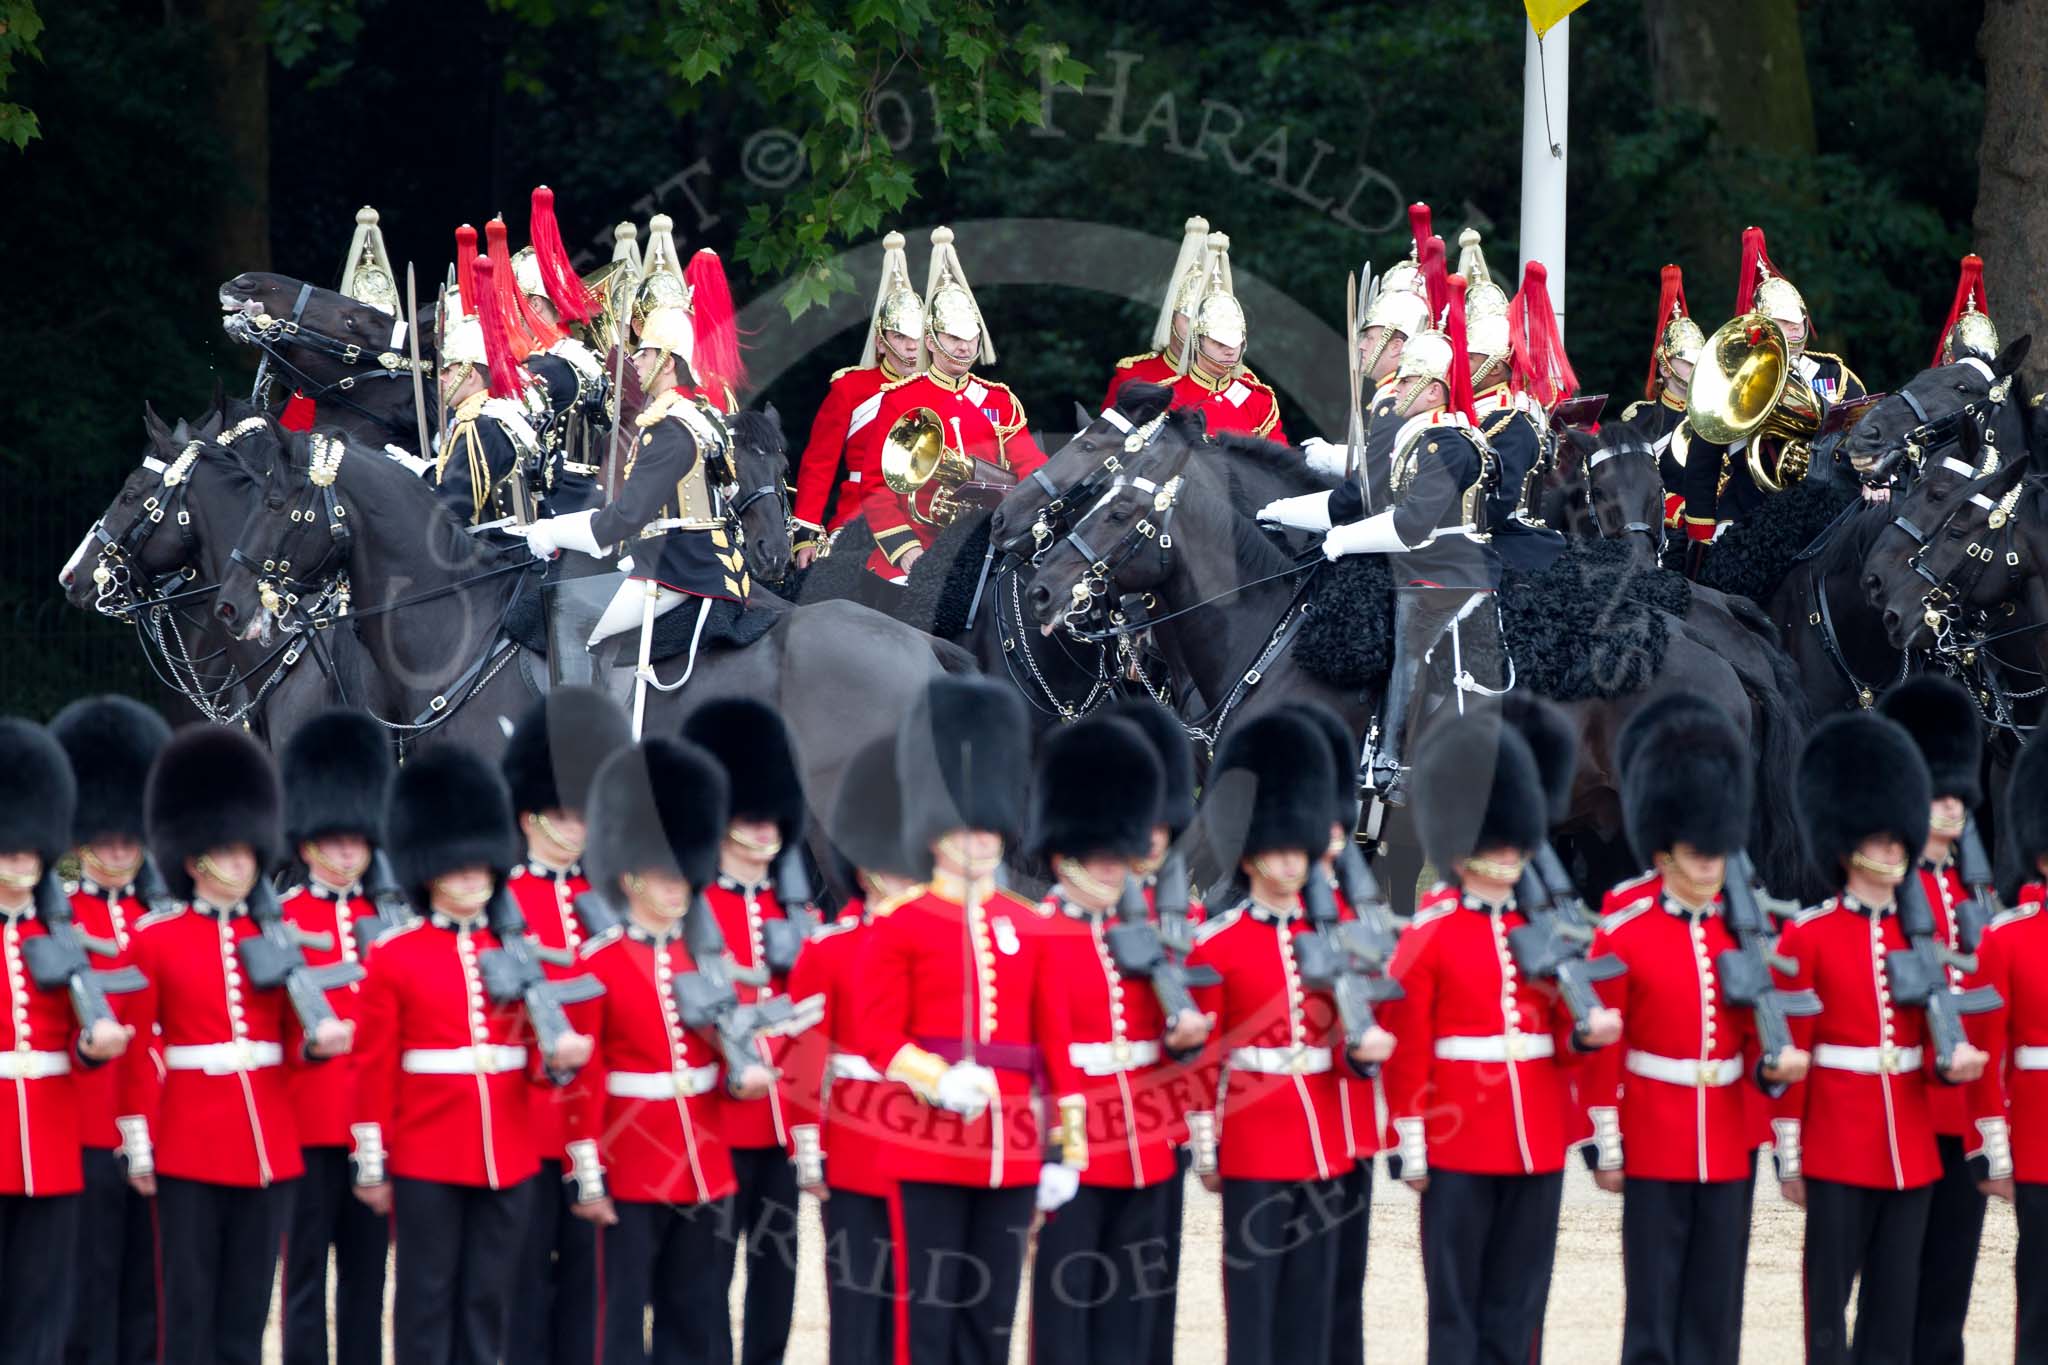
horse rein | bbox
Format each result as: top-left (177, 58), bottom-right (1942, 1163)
top-left (1584, 437), bottom-right (1666, 557)
top-left (232, 282), bottom-right (426, 439)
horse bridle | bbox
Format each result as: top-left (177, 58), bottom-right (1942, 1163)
top-left (233, 282), bottom-right (427, 437)
top-left (1888, 473), bottom-right (2028, 646)
top-left (1056, 439), bottom-right (1190, 631)
top-left (1871, 360), bottom-right (2012, 482)
top-left (86, 417), bottom-right (273, 616)
top-left (228, 433), bottom-right (356, 623)
top-left (1584, 436), bottom-right (1665, 556)
top-left (1028, 408), bottom-right (1168, 560)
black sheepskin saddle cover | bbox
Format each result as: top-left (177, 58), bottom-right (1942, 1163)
top-left (1291, 538), bottom-right (1684, 701)
top-left (792, 509), bottom-right (993, 639)
top-left (1696, 476), bottom-right (1859, 602)
top-left (505, 573), bottom-right (783, 659)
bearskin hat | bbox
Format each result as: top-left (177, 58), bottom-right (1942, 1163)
top-left (144, 726), bottom-right (282, 898)
top-left (1412, 719), bottom-right (1547, 872)
top-left (2006, 729), bottom-right (2048, 877)
top-left (385, 747), bottom-right (520, 901)
top-left (49, 695), bottom-right (169, 846)
top-left (897, 677), bottom-right (1031, 876)
top-left (1278, 701), bottom-right (1360, 835)
top-left (1612, 692), bottom-right (1727, 792)
top-left (828, 735), bottom-right (915, 883)
top-left (1619, 696), bottom-right (1752, 862)
top-left (584, 737), bottom-right (729, 896)
top-left (1107, 699), bottom-right (1197, 838)
top-left (1878, 675), bottom-right (1984, 808)
top-left (680, 697), bottom-right (807, 846)
top-left (500, 686), bottom-right (632, 817)
top-left (0, 719), bottom-right (77, 866)
top-left (1201, 711), bottom-right (1334, 864)
top-left (280, 709), bottom-right (394, 848)
top-left (1027, 717), bottom-right (1164, 862)
top-left (1795, 712), bottom-right (1931, 875)
top-left (1504, 694), bottom-right (1578, 829)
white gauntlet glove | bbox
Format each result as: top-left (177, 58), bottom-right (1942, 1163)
top-left (520, 509), bottom-right (607, 562)
top-left (1035, 1162), bottom-right (1082, 1213)
top-left (1257, 491), bottom-right (1336, 534)
top-left (382, 444), bottom-right (432, 477)
top-left (1299, 437), bottom-right (1352, 481)
top-left (934, 1062), bottom-right (998, 1120)
top-left (1322, 510), bottom-right (1407, 561)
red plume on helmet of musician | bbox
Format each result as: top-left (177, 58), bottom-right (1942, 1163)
top-left (1645, 263), bottom-right (1688, 401)
top-left (472, 257), bottom-right (526, 402)
top-left (1408, 202), bottom-right (1433, 260)
top-left (528, 185), bottom-right (595, 326)
top-left (455, 224), bottom-right (480, 317)
top-left (684, 248), bottom-right (748, 401)
top-left (486, 217), bottom-right (561, 357)
top-left (1733, 224), bottom-right (1775, 315)
top-left (1932, 254), bottom-right (1990, 369)
top-left (1444, 275), bottom-right (1477, 425)
top-left (1510, 262), bottom-right (1577, 409)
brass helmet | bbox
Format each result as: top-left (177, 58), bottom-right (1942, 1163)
top-left (1378, 201), bottom-right (1434, 301)
top-left (858, 230), bottom-right (924, 370)
top-left (1458, 227), bottom-right (1510, 383)
top-left (1395, 326), bottom-right (1454, 387)
top-left (632, 214), bottom-right (695, 365)
top-left (1149, 214), bottom-right (1211, 354)
top-left (510, 245), bottom-right (545, 304)
top-left (1179, 232), bottom-right (1245, 372)
top-left (920, 226), bottom-right (994, 367)
top-left (338, 205), bottom-right (400, 316)
top-left (440, 290), bottom-right (487, 369)
top-left (1935, 254), bottom-right (1999, 366)
top-left (1735, 226), bottom-right (1807, 332)
top-left (580, 221), bottom-right (643, 350)
top-left (1363, 280), bottom-right (1430, 337)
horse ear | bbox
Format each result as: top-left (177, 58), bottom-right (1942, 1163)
top-left (1072, 400), bottom-right (1093, 432)
top-left (1994, 334), bottom-right (2032, 379)
top-left (211, 376), bottom-right (226, 419)
top-left (142, 403), bottom-right (172, 454)
top-left (763, 402), bottom-right (782, 433)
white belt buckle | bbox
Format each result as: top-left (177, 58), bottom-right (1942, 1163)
top-left (235, 1039), bottom-right (257, 1073)
top-left (1505, 1034), bottom-right (1527, 1062)
top-left (1289, 1048), bottom-right (1311, 1074)
top-left (1112, 1039), bottom-right (1132, 1066)
top-left (1695, 1060), bottom-right (1717, 1088)
top-left (674, 1070), bottom-right (695, 1100)
top-left (1879, 1045), bottom-right (1901, 1075)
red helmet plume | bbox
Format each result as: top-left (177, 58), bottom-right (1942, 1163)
top-left (1509, 262), bottom-right (1577, 408)
top-left (472, 256), bottom-right (525, 401)
top-left (454, 225), bottom-right (479, 317)
top-left (1444, 275), bottom-right (1476, 424)
top-left (684, 248), bottom-right (747, 402)
top-left (486, 218), bottom-right (560, 356)
top-left (1408, 202), bottom-right (1433, 259)
top-left (1734, 225), bottom-right (1775, 315)
top-left (1646, 264), bottom-right (1688, 400)
top-left (1932, 254), bottom-right (1990, 369)
top-left (528, 186), bottom-right (595, 325)
top-left (1420, 234), bottom-right (1449, 325)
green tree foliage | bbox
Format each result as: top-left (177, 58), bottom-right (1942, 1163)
top-left (0, 0), bottom-right (44, 148)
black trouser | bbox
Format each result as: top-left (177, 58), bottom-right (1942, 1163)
top-left (156, 1176), bottom-right (293, 1365)
top-left (0, 1191), bottom-right (82, 1365)
top-left (601, 1196), bottom-right (736, 1365)
top-left (1031, 1180), bottom-right (1174, 1365)
top-left (507, 1158), bottom-right (599, 1365)
top-left (897, 1180), bottom-right (1034, 1365)
top-left (1620, 1176), bottom-right (1751, 1365)
top-left (1418, 1168), bottom-right (1564, 1365)
top-left (283, 1146), bottom-right (390, 1365)
top-left (821, 1189), bottom-right (895, 1365)
top-left (1910, 1134), bottom-right (1987, 1365)
top-left (392, 1176), bottom-right (533, 1365)
top-left (1220, 1176), bottom-right (1343, 1365)
top-left (727, 1146), bottom-right (800, 1365)
top-left (68, 1147), bottom-right (156, 1365)
top-left (1802, 1177), bottom-right (1933, 1365)
top-left (1146, 1151), bottom-right (1190, 1365)
top-left (2018, 1182), bottom-right (2048, 1364)
top-left (1327, 1162), bottom-right (1374, 1365)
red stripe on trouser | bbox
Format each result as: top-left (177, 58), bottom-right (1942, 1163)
top-left (885, 1183), bottom-right (913, 1365)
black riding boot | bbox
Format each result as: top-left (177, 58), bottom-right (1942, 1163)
top-left (1371, 588), bottom-right (1471, 805)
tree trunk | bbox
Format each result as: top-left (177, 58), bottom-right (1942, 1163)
top-left (1974, 0), bottom-right (2048, 389)
top-left (199, 0), bottom-right (270, 281)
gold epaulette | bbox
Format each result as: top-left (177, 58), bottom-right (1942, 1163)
top-left (636, 388), bottom-right (685, 428)
top-left (830, 365), bottom-right (861, 383)
top-left (1114, 351), bottom-right (1161, 370)
top-left (869, 883), bottom-right (925, 918)
top-left (1619, 400), bottom-right (1649, 423)
top-left (453, 390), bottom-right (489, 423)
top-left (879, 373), bottom-right (922, 395)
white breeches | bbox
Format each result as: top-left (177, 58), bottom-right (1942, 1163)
top-left (588, 579), bottom-right (686, 647)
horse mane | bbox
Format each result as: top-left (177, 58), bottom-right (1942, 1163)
top-left (728, 408), bottom-right (785, 463)
top-left (1176, 444), bottom-right (1300, 582)
top-left (1206, 431), bottom-right (1336, 497)
top-left (317, 428), bottom-right (515, 569)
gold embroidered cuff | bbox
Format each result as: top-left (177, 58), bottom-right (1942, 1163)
top-left (1186, 1110), bottom-right (1219, 1176)
top-left (1056, 1094), bottom-right (1088, 1171)
top-left (886, 1044), bottom-right (949, 1103)
top-left (792, 1124), bottom-right (825, 1187)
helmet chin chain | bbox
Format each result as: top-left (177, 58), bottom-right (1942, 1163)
top-left (1849, 850), bottom-right (1908, 881)
top-left (1055, 857), bottom-right (1123, 908)
top-left (535, 812), bottom-right (586, 857)
top-left (196, 854), bottom-right (257, 900)
top-left (1461, 852), bottom-right (1526, 884)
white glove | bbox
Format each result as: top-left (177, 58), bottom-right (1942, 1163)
top-left (382, 444), bottom-right (432, 477)
top-left (522, 509), bottom-right (607, 561)
top-left (934, 1062), bottom-right (998, 1119)
top-left (1300, 437), bottom-right (1351, 481)
top-left (1322, 510), bottom-right (1407, 561)
top-left (1258, 491), bottom-right (1335, 534)
top-left (519, 520), bottom-right (562, 561)
top-left (1035, 1162), bottom-right (1081, 1213)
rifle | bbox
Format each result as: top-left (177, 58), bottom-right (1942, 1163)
top-left (760, 845), bottom-right (821, 977)
top-left (479, 885), bottom-right (604, 1075)
top-left (1296, 860), bottom-right (1405, 1051)
top-left (20, 870), bottom-right (147, 1032)
top-left (349, 849), bottom-right (415, 957)
top-left (672, 889), bottom-right (794, 1081)
top-left (1510, 845), bottom-right (1626, 1031)
top-left (1105, 850), bottom-right (1220, 1026)
top-left (1954, 818), bottom-right (2000, 955)
top-left (1717, 850), bottom-right (1822, 1065)
top-left (1892, 867), bottom-right (2002, 1073)
top-left (239, 878), bottom-right (365, 1035)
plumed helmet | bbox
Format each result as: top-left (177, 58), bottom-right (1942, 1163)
top-left (896, 677), bottom-right (1030, 877)
top-left (280, 709), bottom-right (394, 847)
top-left (1200, 711), bottom-right (1334, 864)
top-left (680, 698), bottom-right (807, 848)
top-left (0, 719), bottom-right (76, 866)
top-left (2005, 729), bottom-right (2048, 878)
top-left (1619, 696), bottom-right (1752, 861)
top-left (384, 747), bottom-right (520, 902)
top-left (49, 695), bottom-right (170, 846)
top-left (145, 726), bottom-right (282, 898)
top-left (827, 735), bottom-right (916, 884)
top-left (1277, 700), bottom-right (1359, 837)
top-left (1412, 719), bottom-right (1547, 872)
top-left (584, 737), bottom-right (729, 896)
top-left (1106, 699), bottom-right (1197, 839)
top-left (1878, 675), bottom-right (1984, 808)
top-left (1027, 717), bottom-right (1164, 862)
top-left (1795, 713), bottom-right (1931, 875)
top-left (501, 686), bottom-right (632, 818)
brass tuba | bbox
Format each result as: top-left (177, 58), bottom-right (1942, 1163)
top-left (880, 407), bottom-right (974, 526)
top-left (1686, 311), bottom-right (1823, 494)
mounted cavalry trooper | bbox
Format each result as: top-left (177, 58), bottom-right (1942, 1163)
top-left (433, 232), bottom-right (548, 535)
top-left (496, 198), bottom-right (613, 521)
top-left (1163, 232), bottom-right (1286, 443)
top-left (791, 229), bottom-right (927, 565)
top-left (512, 214), bottom-right (750, 725)
top-left (1620, 264), bottom-right (1705, 520)
top-left (1932, 253), bottom-right (2000, 368)
top-left (847, 226), bottom-right (1047, 582)
top-left (1459, 232), bottom-right (1572, 572)
top-left (1101, 215), bottom-right (1210, 410)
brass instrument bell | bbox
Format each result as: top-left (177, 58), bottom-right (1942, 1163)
top-left (880, 407), bottom-right (974, 526)
top-left (1686, 311), bottom-right (1822, 494)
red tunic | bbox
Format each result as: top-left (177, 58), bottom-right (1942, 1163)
top-left (120, 903), bottom-right (309, 1187)
top-left (279, 882), bottom-right (372, 1148)
top-left (779, 906), bottom-right (902, 1198)
top-left (854, 883), bottom-right (1073, 1189)
top-left (704, 877), bottom-right (796, 1151)
top-left (849, 370), bottom-right (1046, 581)
top-left (352, 916), bottom-right (545, 1190)
top-left (792, 364), bottom-right (901, 533)
top-left (1166, 367), bottom-right (1286, 443)
top-left (1184, 901), bottom-right (1359, 1184)
top-left (507, 862), bottom-right (591, 1167)
top-left (1966, 889), bottom-right (2048, 1181)
top-left (0, 909), bottom-right (88, 1196)
top-left (1101, 351), bottom-right (1179, 412)
top-left (1581, 872), bottom-right (1770, 1183)
top-left (66, 878), bottom-right (145, 1152)
top-left (1772, 895), bottom-right (1942, 1190)
top-left (1378, 885), bottom-right (1587, 1177)
top-left (565, 922), bottom-right (736, 1205)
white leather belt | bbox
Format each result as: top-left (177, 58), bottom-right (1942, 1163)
top-left (1068, 1039), bottom-right (1162, 1075)
top-left (1228, 1045), bottom-right (1332, 1075)
top-left (829, 1053), bottom-right (885, 1083)
top-left (1434, 1033), bottom-right (1556, 1063)
top-left (164, 1041), bottom-right (284, 1074)
top-left (639, 517), bottom-right (721, 537)
top-left (0, 1050), bottom-right (72, 1080)
top-left (606, 1065), bottom-right (720, 1100)
top-left (400, 1045), bottom-right (527, 1076)
top-left (1814, 1043), bottom-right (1924, 1075)
top-left (1626, 1050), bottom-right (1743, 1088)
top-left (560, 461), bottom-right (600, 475)
top-left (2015, 1047), bottom-right (2048, 1071)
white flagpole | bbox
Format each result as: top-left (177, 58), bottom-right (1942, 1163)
top-left (1519, 14), bottom-right (1570, 338)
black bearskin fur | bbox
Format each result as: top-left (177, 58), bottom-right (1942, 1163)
top-left (1290, 553), bottom-right (1396, 691)
top-left (1107, 699), bottom-right (1197, 838)
top-left (145, 726), bottom-right (282, 897)
top-left (280, 709), bottom-right (394, 846)
top-left (1878, 675), bottom-right (1984, 807)
top-left (897, 677), bottom-right (1031, 876)
top-left (681, 697), bottom-right (807, 845)
top-left (1504, 694), bottom-right (1579, 829)
top-left (0, 719), bottom-right (76, 865)
top-left (585, 737), bottom-right (729, 896)
top-left (50, 695), bottom-right (169, 845)
top-left (1412, 719), bottom-right (1547, 872)
top-left (897, 509), bottom-right (994, 640)
top-left (1201, 711), bottom-right (1333, 864)
top-left (1795, 712), bottom-right (1931, 876)
top-left (1619, 696), bottom-right (1752, 861)
top-left (2006, 729), bottom-right (2048, 874)
top-left (1028, 716), bottom-right (1163, 861)
top-left (1696, 475), bottom-right (1859, 603)
top-left (501, 687), bottom-right (632, 817)
top-left (1278, 700), bottom-right (1360, 830)
top-left (1613, 692), bottom-right (1733, 790)
top-left (828, 736), bottom-right (915, 883)
top-left (385, 747), bottom-right (520, 900)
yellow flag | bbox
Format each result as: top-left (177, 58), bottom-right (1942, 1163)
top-left (1525, 0), bottom-right (1591, 37)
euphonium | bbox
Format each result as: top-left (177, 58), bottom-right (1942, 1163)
top-left (880, 407), bottom-right (974, 526)
top-left (1687, 311), bottom-right (1822, 494)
